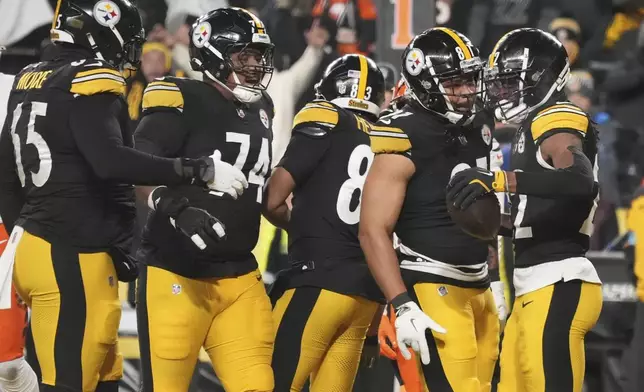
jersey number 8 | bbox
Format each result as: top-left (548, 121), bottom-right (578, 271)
top-left (10, 101), bottom-right (52, 188)
top-left (337, 144), bottom-right (374, 225)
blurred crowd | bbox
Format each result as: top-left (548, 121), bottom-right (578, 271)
top-left (2, 0), bottom-right (644, 286)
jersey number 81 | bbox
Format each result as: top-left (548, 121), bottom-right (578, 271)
top-left (336, 144), bottom-right (374, 225)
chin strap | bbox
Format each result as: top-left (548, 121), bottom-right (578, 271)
top-left (204, 69), bottom-right (263, 103)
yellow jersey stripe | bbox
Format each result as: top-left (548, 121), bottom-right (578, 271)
top-left (292, 106), bottom-right (338, 129)
top-left (51, 0), bottom-right (62, 29)
top-left (142, 88), bottom-right (184, 111)
top-left (70, 78), bottom-right (125, 96)
top-left (437, 27), bottom-right (471, 60)
top-left (370, 134), bottom-right (412, 154)
top-left (357, 55), bottom-right (368, 99)
top-left (531, 111), bottom-right (589, 141)
top-left (75, 67), bottom-right (123, 79)
top-left (147, 80), bottom-right (180, 89)
top-left (371, 124), bottom-right (406, 134)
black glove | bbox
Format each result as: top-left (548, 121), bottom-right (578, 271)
top-left (446, 167), bottom-right (507, 209)
top-left (151, 187), bottom-right (226, 250)
top-left (173, 157), bottom-right (214, 187)
top-left (108, 247), bottom-right (139, 282)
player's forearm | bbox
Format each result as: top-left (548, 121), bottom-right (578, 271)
top-left (359, 228), bottom-right (407, 301)
top-left (503, 148), bottom-right (595, 198)
top-left (263, 202), bottom-right (290, 229)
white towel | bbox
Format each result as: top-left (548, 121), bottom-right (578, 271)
top-left (0, 226), bottom-right (24, 309)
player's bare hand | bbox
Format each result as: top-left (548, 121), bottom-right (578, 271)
top-left (306, 23), bottom-right (330, 49)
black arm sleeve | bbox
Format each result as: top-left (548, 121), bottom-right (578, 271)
top-left (134, 111), bottom-right (187, 157)
top-left (0, 123), bottom-right (25, 232)
top-left (277, 130), bottom-right (332, 185)
top-left (515, 146), bottom-right (596, 198)
top-left (70, 94), bottom-right (183, 186)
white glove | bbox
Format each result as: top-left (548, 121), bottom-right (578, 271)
top-left (394, 298), bottom-right (447, 365)
top-left (207, 150), bottom-right (248, 199)
top-left (491, 281), bottom-right (508, 329)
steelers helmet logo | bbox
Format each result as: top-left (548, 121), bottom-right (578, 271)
top-left (93, 1), bottom-right (122, 27)
top-left (192, 22), bottom-right (212, 48)
top-left (405, 48), bottom-right (425, 76)
top-left (259, 109), bottom-right (270, 129)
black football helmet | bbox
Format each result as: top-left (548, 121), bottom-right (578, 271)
top-left (315, 54), bottom-right (385, 119)
top-left (51, 0), bottom-right (144, 69)
top-left (189, 8), bottom-right (274, 103)
top-left (401, 27), bottom-right (483, 124)
top-left (484, 28), bottom-right (570, 124)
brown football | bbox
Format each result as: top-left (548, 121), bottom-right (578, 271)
top-left (447, 192), bottom-right (501, 240)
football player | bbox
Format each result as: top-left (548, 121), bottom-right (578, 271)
top-left (263, 54), bottom-right (386, 392)
top-left (133, 8), bottom-right (275, 392)
top-left (447, 28), bottom-right (602, 392)
top-left (359, 27), bottom-right (501, 391)
top-left (0, 1), bottom-right (241, 391)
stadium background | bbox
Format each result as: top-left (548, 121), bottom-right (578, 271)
top-left (2, 0), bottom-right (644, 391)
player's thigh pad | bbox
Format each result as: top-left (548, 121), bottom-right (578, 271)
top-left (509, 280), bottom-right (602, 392)
top-left (411, 283), bottom-right (488, 392)
top-left (0, 285), bottom-right (27, 362)
top-left (205, 269), bottom-right (274, 392)
top-left (12, 231), bottom-right (122, 392)
top-left (137, 265), bottom-right (213, 392)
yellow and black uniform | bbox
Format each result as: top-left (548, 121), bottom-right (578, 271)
top-left (0, 44), bottom-right (194, 392)
top-left (271, 100), bottom-right (383, 392)
top-left (373, 103), bottom-right (499, 392)
top-left (498, 100), bottom-right (603, 392)
top-left (628, 185), bottom-right (644, 302)
top-left (133, 76), bottom-right (275, 392)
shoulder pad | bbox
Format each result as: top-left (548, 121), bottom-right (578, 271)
top-left (69, 60), bottom-right (125, 96)
top-left (369, 115), bottom-right (411, 154)
top-left (531, 102), bottom-right (589, 143)
top-left (292, 100), bottom-right (339, 136)
top-left (142, 77), bottom-right (184, 113)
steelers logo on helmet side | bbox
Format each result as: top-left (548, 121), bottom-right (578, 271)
top-left (193, 22), bottom-right (212, 48)
top-left (405, 48), bottom-right (425, 76)
top-left (93, 1), bottom-right (122, 27)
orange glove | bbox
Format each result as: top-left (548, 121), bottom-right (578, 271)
top-left (378, 306), bottom-right (398, 359)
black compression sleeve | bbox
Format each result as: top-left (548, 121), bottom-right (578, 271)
top-left (0, 123), bottom-right (25, 232)
top-left (69, 94), bottom-right (183, 186)
top-left (134, 111), bottom-right (187, 157)
top-left (277, 130), bottom-right (332, 185)
top-left (514, 146), bottom-right (596, 198)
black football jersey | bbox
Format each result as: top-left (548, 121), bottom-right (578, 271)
top-left (0, 57), bottom-right (135, 250)
top-left (372, 103), bottom-right (492, 286)
top-left (135, 77), bottom-right (273, 279)
top-left (277, 100), bottom-right (382, 301)
top-left (510, 101), bottom-right (599, 267)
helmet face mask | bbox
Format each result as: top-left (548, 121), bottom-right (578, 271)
top-left (225, 43), bottom-right (274, 92)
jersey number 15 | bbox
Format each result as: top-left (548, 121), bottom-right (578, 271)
top-left (10, 101), bottom-right (52, 188)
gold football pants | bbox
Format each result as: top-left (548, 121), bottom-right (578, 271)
top-left (272, 287), bottom-right (380, 392)
top-left (137, 265), bottom-right (274, 392)
top-left (498, 280), bottom-right (602, 392)
top-left (410, 282), bottom-right (499, 392)
top-left (12, 231), bottom-right (123, 392)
